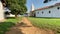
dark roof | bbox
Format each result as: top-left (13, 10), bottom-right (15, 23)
top-left (34, 2), bottom-right (60, 11)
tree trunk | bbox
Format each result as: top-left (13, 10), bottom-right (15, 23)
top-left (15, 14), bottom-right (18, 19)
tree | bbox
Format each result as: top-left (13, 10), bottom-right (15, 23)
top-left (5, 0), bottom-right (27, 18)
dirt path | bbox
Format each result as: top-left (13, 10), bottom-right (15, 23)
top-left (5, 17), bottom-right (55, 34)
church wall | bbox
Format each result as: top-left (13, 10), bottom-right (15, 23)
top-left (35, 5), bottom-right (60, 17)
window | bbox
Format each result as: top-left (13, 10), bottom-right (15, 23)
top-left (42, 11), bottom-right (43, 14)
top-left (49, 11), bottom-right (51, 13)
top-left (57, 7), bottom-right (60, 10)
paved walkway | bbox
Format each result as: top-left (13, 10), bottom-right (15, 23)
top-left (5, 17), bottom-right (54, 34)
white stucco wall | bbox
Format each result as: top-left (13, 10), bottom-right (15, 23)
top-left (0, 1), bottom-right (4, 20)
top-left (35, 5), bottom-right (60, 17)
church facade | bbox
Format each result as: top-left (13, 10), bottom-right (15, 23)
top-left (30, 3), bottom-right (60, 18)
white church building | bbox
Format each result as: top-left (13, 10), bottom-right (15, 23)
top-left (30, 3), bottom-right (60, 18)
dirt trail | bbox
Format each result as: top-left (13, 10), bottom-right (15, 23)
top-left (5, 17), bottom-right (55, 34)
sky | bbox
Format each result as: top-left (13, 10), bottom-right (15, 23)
top-left (26, 0), bottom-right (60, 13)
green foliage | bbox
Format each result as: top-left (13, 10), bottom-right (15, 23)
top-left (5, 0), bottom-right (27, 15)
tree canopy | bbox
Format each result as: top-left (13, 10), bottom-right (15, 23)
top-left (5, 0), bottom-right (27, 18)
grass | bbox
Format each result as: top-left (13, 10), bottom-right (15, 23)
top-left (0, 17), bottom-right (22, 34)
top-left (28, 17), bottom-right (60, 34)
top-left (6, 17), bottom-right (22, 23)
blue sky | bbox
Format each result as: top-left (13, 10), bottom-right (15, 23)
top-left (26, 0), bottom-right (60, 13)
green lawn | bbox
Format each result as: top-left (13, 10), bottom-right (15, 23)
top-left (28, 17), bottom-right (60, 34)
top-left (6, 17), bottom-right (22, 23)
top-left (0, 17), bottom-right (22, 34)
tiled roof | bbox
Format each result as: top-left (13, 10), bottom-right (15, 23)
top-left (34, 2), bottom-right (60, 11)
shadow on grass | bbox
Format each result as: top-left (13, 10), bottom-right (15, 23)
top-left (6, 17), bottom-right (15, 19)
top-left (0, 22), bottom-right (24, 34)
top-left (0, 22), bottom-right (15, 34)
